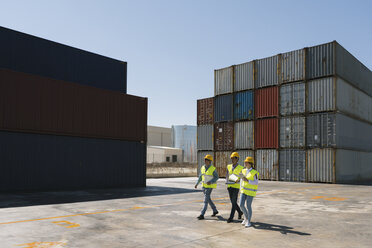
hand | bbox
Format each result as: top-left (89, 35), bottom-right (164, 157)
top-left (194, 185), bottom-right (197, 189)
top-left (235, 179), bottom-right (240, 183)
top-left (207, 182), bottom-right (211, 185)
top-left (242, 177), bottom-right (248, 182)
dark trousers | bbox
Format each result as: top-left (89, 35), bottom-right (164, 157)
top-left (228, 187), bottom-right (243, 219)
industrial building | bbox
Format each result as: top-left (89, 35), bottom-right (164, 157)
top-left (0, 26), bottom-right (147, 192)
top-left (197, 41), bottom-right (372, 184)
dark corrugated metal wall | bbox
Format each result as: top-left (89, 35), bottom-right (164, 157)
top-left (0, 26), bottom-right (127, 93)
top-left (0, 131), bottom-right (146, 192)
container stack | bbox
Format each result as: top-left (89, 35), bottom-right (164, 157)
top-left (197, 40), bottom-right (372, 184)
top-left (0, 26), bottom-right (147, 192)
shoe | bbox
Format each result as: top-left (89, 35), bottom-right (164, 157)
top-left (241, 219), bottom-right (247, 226)
top-left (245, 221), bottom-right (252, 228)
top-left (238, 213), bottom-right (243, 219)
top-left (211, 211), bottom-right (219, 217)
top-left (227, 218), bottom-right (233, 223)
top-left (197, 215), bottom-right (204, 220)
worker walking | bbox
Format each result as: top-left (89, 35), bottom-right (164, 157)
top-left (195, 154), bottom-right (219, 220)
top-left (239, 156), bottom-right (259, 228)
top-left (226, 152), bottom-right (244, 223)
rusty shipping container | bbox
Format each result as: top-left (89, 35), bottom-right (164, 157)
top-left (215, 66), bottom-right (233, 96)
top-left (0, 131), bottom-right (146, 192)
top-left (0, 69), bottom-right (147, 142)
top-left (255, 118), bottom-right (279, 149)
top-left (214, 151), bottom-right (230, 178)
top-left (197, 97), bottom-right (214, 125)
top-left (0, 26), bottom-right (127, 93)
top-left (256, 149), bottom-right (279, 180)
top-left (214, 122), bottom-right (234, 151)
top-left (255, 86), bottom-right (279, 118)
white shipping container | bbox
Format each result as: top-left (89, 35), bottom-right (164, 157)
top-left (197, 125), bottom-right (213, 151)
top-left (236, 150), bottom-right (254, 165)
top-left (255, 55), bottom-right (279, 88)
top-left (280, 82), bottom-right (305, 116)
top-left (234, 121), bottom-right (254, 149)
top-left (281, 49), bottom-right (305, 83)
top-left (256, 149), bottom-right (278, 180)
top-left (234, 62), bottom-right (254, 91)
top-left (215, 66), bottom-right (233, 96)
top-left (279, 149), bottom-right (306, 182)
top-left (280, 117), bottom-right (305, 148)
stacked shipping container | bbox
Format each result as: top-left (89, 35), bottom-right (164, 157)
top-left (197, 40), bottom-right (372, 183)
top-left (0, 27), bottom-right (147, 191)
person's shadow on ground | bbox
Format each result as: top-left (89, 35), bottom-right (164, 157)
top-left (252, 222), bottom-right (311, 235)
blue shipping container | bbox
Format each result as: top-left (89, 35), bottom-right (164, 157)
top-left (0, 26), bottom-right (127, 93)
top-left (234, 90), bottom-right (254, 120)
top-left (0, 131), bottom-right (146, 192)
top-left (214, 94), bottom-right (233, 122)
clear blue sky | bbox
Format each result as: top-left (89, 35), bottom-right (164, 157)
top-left (1, 0), bottom-right (372, 127)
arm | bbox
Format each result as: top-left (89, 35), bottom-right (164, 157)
top-left (195, 173), bottom-right (202, 187)
top-left (209, 169), bottom-right (219, 184)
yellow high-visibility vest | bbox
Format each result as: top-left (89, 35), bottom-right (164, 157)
top-left (241, 168), bottom-right (259, 196)
top-left (201, 165), bottom-right (217, 189)
top-left (227, 164), bottom-right (244, 189)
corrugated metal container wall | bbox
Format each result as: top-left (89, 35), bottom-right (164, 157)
top-left (234, 121), bottom-right (254, 149)
top-left (335, 42), bottom-right (372, 97)
top-left (0, 26), bottom-right (127, 93)
top-left (306, 42), bottom-right (334, 80)
top-left (255, 55), bottom-right (280, 88)
top-left (215, 151), bottom-right (230, 178)
top-left (214, 122), bottom-right (234, 151)
top-left (0, 69), bottom-right (147, 142)
top-left (234, 90), bottom-right (254, 120)
top-left (197, 151), bottom-right (214, 177)
top-left (0, 131), bottom-right (146, 192)
top-left (197, 125), bottom-right (213, 151)
top-left (256, 149), bottom-right (279, 180)
top-left (197, 97), bottom-right (214, 125)
top-left (280, 117), bottom-right (305, 148)
top-left (234, 62), bottom-right (254, 91)
top-left (215, 66), bottom-right (233, 96)
top-left (279, 149), bottom-right (306, 182)
top-left (255, 118), bottom-right (279, 149)
top-left (307, 77), bottom-right (335, 113)
top-left (280, 82), bottom-right (305, 116)
top-left (255, 86), bottom-right (279, 118)
top-left (214, 94), bottom-right (233, 122)
top-left (307, 113), bottom-right (372, 151)
top-left (281, 49), bottom-right (305, 83)
top-left (236, 150), bottom-right (254, 163)
top-left (307, 148), bottom-right (335, 183)
top-left (335, 149), bottom-right (372, 183)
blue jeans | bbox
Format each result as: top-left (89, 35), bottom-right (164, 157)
top-left (239, 193), bottom-right (254, 222)
top-left (201, 187), bottom-right (217, 215)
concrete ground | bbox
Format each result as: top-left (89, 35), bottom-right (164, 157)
top-left (0, 178), bottom-right (371, 248)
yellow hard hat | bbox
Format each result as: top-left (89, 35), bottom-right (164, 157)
top-left (204, 154), bottom-right (213, 161)
top-left (230, 152), bottom-right (240, 158)
top-left (244, 156), bottom-right (254, 164)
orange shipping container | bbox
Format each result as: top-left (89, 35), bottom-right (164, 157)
top-left (255, 118), bottom-right (279, 148)
top-left (197, 97), bottom-right (214, 125)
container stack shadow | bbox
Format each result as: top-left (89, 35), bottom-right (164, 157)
top-left (0, 26), bottom-right (147, 192)
top-left (197, 41), bottom-right (372, 184)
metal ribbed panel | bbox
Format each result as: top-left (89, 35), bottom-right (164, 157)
top-left (234, 121), bottom-right (254, 149)
top-left (215, 151), bottom-right (230, 178)
top-left (255, 118), bottom-right (279, 149)
top-left (280, 82), bottom-right (305, 116)
top-left (306, 113), bottom-right (336, 148)
top-left (214, 94), bottom-right (233, 122)
top-left (335, 149), bottom-right (372, 183)
top-left (197, 125), bottom-right (213, 150)
top-left (197, 97), bottom-right (214, 125)
top-left (234, 90), bottom-right (254, 120)
top-left (236, 150), bottom-right (254, 163)
top-left (255, 86), bottom-right (279, 118)
top-left (214, 122), bottom-right (234, 151)
top-left (307, 77), bottom-right (335, 113)
top-left (234, 62), bottom-right (254, 91)
top-left (280, 117), bottom-right (305, 148)
top-left (215, 66), bottom-right (233, 96)
top-left (279, 149), bottom-right (306, 182)
top-left (307, 148), bottom-right (334, 183)
top-left (197, 151), bottom-right (214, 176)
top-left (307, 42), bottom-right (335, 80)
top-left (256, 149), bottom-right (278, 180)
top-left (255, 55), bottom-right (279, 88)
top-left (281, 49), bottom-right (305, 83)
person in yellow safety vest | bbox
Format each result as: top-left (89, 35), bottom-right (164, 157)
top-left (239, 156), bottom-right (259, 228)
top-left (194, 154), bottom-right (219, 220)
top-left (226, 152), bottom-right (244, 223)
